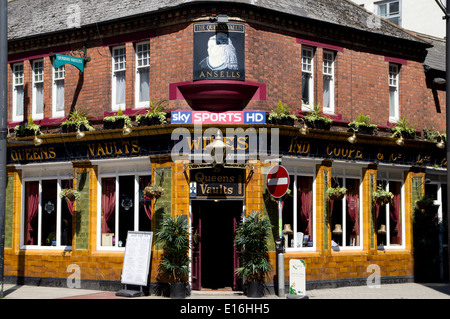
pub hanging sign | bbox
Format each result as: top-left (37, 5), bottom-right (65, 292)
top-left (193, 23), bottom-right (245, 81)
top-left (189, 167), bottom-right (245, 199)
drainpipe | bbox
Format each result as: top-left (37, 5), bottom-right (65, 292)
top-left (0, 0), bottom-right (8, 299)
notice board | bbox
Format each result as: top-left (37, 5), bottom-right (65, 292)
top-left (120, 231), bottom-right (153, 286)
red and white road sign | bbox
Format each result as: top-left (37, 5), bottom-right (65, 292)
top-left (266, 165), bottom-right (290, 198)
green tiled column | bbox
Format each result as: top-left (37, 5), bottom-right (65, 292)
top-left (5, 175), bottom-right (14, 248)
top-left (75, 170), bottom-right (90, 250)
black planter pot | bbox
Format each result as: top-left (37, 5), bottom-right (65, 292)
top-left (267, 116), bottom-right (294, 126)
top-left (246, 281), bottom-right (264, 298)
top-left (355, 126), bottom-right (376, 135)
top-left (15, 128), bottom-right (38, 137)
top-left (61, 124), bottom-right (89, 133)
top-left (170, 282), bottom-right (187, 299)
top-left (103, 118), bottom-right (125, 130)
top-left (138, 116), bottom-right (162, 126)
top-left (305, 119), bottom-right (331, 130)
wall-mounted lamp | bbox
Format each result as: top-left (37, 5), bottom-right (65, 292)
top-left (76, 128), bottom-right (85, 139)
top-left (210, 14), bottom-right (229, 23)
top-left (347, 128), bottom-right (357, 144)
top-left (436, 134), bottom-right (445, 149)
top-left (123, 125), bottom-right (132, 136)
top-left (205, 129), bottom-right (231, 165)
top-left (433, 77), bottom-right (446, 85)
top-left (299, 118), bottom-right (309, 135)
top-left (395, 135), bottom-right (404, 146)
top-left (33, 134), bottom-right (43, 146)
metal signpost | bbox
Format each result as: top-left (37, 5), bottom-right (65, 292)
top-left (0, 0), bottom-right (7, 299)
top-left (266, 165), bottom-right (289, 297)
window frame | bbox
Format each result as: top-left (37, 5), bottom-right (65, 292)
top-left (12, 62), bottom-right (24, 122)
top-left (52, 61), bottom-right (65, 118)
top-left (95, 158), bottom-right (152, 251)
top-left (111, 45), bottom-right (126, 111)
top-left (388, 63), bottom-right (399, 123)
top-left (330, 171), bottom-right (363, 251)
top-left (376, 0), bottom-right (401, 26)
top-left (322, 50), bottom-right (335, 114)
top-left (301, 46), bottom-right (315, 111)
top-left (135, 41), bottom-right (150, 109)
top-left (278, 165), bottom-right (317, 252)
top-left (32, 59), bottom-right (45, 120)
top-left (376, 176), bottom-right (405, 250)
top-left (20, 176), bottom-right (73, 250)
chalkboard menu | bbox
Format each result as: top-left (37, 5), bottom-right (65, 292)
top-left (120, 231), bottom-right (153, 286)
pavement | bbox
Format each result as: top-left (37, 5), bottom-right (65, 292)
top-left (1, 282), bottom-right (450, 299)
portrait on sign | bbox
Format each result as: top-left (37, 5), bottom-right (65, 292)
top-left (193, 23), bottom-right (245, 81)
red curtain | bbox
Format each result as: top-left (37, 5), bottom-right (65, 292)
top-left (26, 182), bottom-right (39, 245)
top-left (298, 177), bottom-right (312, 238)
top-left (390, 194), bottom-right (401, 244)
top-left (101, 178), bottom-right (116, 234)
top-left (347, 194), bottom-right (359, 235)
top-left (140, 176), bottom-right (152, 220)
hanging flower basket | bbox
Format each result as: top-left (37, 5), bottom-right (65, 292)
top-left (143, 185), bottom-right (165, 200)
top-left (373, 186), bottom-right (394, 206)
top-left (327, 186), bottom-right (347, 200)
top-left (59, 188), bottom-right (81, 202)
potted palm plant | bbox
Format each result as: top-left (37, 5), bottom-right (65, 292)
top-left (103, 108), bottom-right (132, 130)
top-left (391, 116), bottom-right (416, 139)
top-left (14, 115), bottom-right (42, 137)
top-left (267, 101), bottom-right (298, 126)
top-left (234, 211), bottom-right (273, 298)
top-left (61, 109), bottom-right (95, 133)
top-left (299, 103), bottom-right (333, 130)
top-left (136, 99), bottom-right (169, 126)
top-left (155, 214), bottom-right (190, 299)
top-left (348, 113), bottom-right (377, 135)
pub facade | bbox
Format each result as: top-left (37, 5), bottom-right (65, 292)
top-left (3, 0), bottom-right (447, 292)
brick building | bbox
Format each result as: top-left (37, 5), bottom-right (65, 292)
top-left (3, 0), bottom-right (447, 294)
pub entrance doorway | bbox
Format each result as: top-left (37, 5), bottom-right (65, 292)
top-left (191, 200), bottom-right (243, 290)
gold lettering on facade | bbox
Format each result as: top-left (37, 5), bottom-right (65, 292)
top-left (10, 147), bottom-right (56, 162)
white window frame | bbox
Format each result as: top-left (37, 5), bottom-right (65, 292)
top-left (389, 63), bottom-right (399, 122)
top-left (322, 50), bottom-right (335, 114)
top-left (52, 62), bottom-right (65, 118)
top-left (135, 42), bottom-right (150, 108)
top-left (19, 162), bottom-right (74, 250)
top-left (111, 46), bottom-right (126, 111)
top-left (32, 59), bottom-right (44, 120)
top-left (95, 158), bottom-right (152, 251)
top-left (376, 0), bottom-right (401, 26)
top-left (12, 62), bottom-right (24, 122)
top-left (272, 163), bottom-right (317, 252)
top-left (301, 46), bottom-right (314, 111)
top-left (376, 172), bottom-right (405, 250)
top-left (330, 170), bottom-right (363, 251)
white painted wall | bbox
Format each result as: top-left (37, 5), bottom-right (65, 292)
top-left (353, 0), bottom-right (446, 38)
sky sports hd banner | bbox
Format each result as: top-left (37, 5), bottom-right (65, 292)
top-left (171, 111), bottom-right (266, 124)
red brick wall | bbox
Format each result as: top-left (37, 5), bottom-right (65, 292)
top-left (7, 19), bottom-right (445, 132)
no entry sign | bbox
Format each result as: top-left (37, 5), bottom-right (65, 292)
top-left (266, 165), bottom-right (290, 198)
